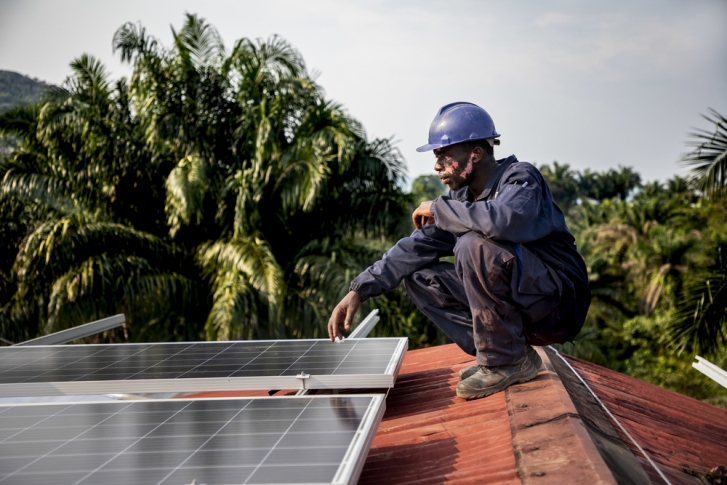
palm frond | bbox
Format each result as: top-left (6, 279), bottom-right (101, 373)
top-left (357, 137), bottom-right (407, 184)
top-left (232, 35), bottom-right (305, 85)
top-left (46, 254), bottom-right (199, 335)
top-left (204, 271), bottom-right (257, 340)
top-left (113, 21), bottom-right (161, 64)
top-left (14, 214), bottom-right (177, 293)
top-left (67, 54), bottom-right (111, 101)
top-left (173, 13), bottom-right (225, 70)
top-left (669, 267), bottom-right (727, 355)
top-left (275, 153), bottom-right (331, 214)
top-left (165, 154), bottom-right (210, 237)
top-left (198, 237), bottom-right (284, 304)
top-left (0, 104), bottom-right (42, 138)
top-left (290, 101), bottom-right (356, 168)
top-left (199, 236), bottom-right (285, 340)
top-left (0, 164), bottom-right (76, 213)
top-left (681, 108), bottom-right (727, 198)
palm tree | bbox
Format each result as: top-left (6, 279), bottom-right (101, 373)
top-left (0, 56), bottom-right (201, 343)
top-left (1, 14), bottom-right (411, 344)
top-left (539, 161), bottom-right (581, 211)
top-left (114, 14), bottom-right (409, 340)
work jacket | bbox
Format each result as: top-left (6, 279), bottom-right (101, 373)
top-left (350, 155), bottom-right (591, 339)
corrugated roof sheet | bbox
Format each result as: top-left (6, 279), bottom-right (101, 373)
top-left (358, 344), bottom-right (520, 485)
top-left (564, 354), bottom-right (727, 485)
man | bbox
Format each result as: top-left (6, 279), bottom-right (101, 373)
top-left (327, 102), bottom-right (591, 400)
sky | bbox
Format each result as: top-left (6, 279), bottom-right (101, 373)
top-left (1, 0), bottom-right (725, 185)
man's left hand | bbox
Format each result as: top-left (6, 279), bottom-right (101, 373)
top-left (412, 201), bottom-right (435, 230)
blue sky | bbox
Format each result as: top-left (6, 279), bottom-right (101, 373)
top-left (1, 0), bottom-right (725, 184)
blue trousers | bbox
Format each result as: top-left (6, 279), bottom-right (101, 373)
top-left (403, 232), bottom-right (562, 366)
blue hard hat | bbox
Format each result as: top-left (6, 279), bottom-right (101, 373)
top-left (416, 102), bottom-right (500, 152)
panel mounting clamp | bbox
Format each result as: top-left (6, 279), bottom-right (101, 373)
top-left (296, 372), bottom-right (310, 390)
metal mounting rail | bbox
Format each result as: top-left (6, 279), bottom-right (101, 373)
top-left (349, 309), bottom-right (380, 339)
top-left (693, 356), bottom-right (727, 390)
top-left (15, 314), bottom-right (126, 347)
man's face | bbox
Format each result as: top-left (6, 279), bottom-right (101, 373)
top-left (433, 145), bottom-right (478, 190)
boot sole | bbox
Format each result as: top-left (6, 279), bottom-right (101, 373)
top-left (456, 362), bottom-right (539, 400)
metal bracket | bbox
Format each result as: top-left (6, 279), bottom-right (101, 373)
top-left (349, 309), bottom-right (380, 339)
top-left (693, 356), bottom-right (727, 390)
top-left (296, 372), bottom-right (310, 390)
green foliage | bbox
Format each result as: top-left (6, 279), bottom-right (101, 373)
top-left (538, 162), bottom-right (581, 211)
top-left (0, 15), bottom-right (409, 343)
top-left (411, 174), bottom-right (447, 204)
top-left (539, 162), bottom-right (641, 210)
top-left (542, 158), bottom-right (727, 404)
top-left (669, 245), bottom-right (727, 355)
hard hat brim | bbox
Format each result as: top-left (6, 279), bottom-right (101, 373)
top-left (416, 143), bottom-right (442, 152)
top-left (416, 135), bottom-right (500, 153)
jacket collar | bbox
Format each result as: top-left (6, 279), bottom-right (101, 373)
top-left (452, 155), bottom-right (518, 202)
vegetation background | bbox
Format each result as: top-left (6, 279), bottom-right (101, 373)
top-left (1, 16), bottom-right (725, 406)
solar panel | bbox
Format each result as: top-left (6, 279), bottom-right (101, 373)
top-left (0, 338), bottom-right (408, 397)
top-left (0, 395), bottom-right (385, 485)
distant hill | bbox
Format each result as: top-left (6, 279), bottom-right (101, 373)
top-left (0, 70), bottom-right (49, 113)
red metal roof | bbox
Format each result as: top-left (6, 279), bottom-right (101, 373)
top-left (360, 344), bottom-right (727, 485)
top-left (358, 344), bottom-right (620, 485)
top-left (564, 354), bottom-right (727, 485)
top-left (358, 344), bottom-right (520, 485)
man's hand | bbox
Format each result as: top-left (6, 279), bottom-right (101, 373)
top-left (412, 200), bottom-right (435, 230)
top-left (328, 290), bottom-right (361, 341)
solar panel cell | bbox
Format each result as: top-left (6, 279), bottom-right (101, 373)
top-left (0, 395), bottom-right (384, 485)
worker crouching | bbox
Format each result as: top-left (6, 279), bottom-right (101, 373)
top-left (328, 102), bottom-right (591, 400)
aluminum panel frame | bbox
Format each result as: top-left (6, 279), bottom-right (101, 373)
top-left (15, 314), bottom-right (126, 346)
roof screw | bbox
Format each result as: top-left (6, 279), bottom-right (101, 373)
top-left (527, 446), bottom-right (539, 452)
top-left (532, 472), bottom-right (546, 477)
top-left (519, 403), bottom-right (528, 408)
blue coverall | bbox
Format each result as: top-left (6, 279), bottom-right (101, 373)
top-left (350, 155), bottom-right (591, 366)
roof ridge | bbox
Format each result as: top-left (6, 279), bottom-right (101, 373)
top-left (506, 347), bottom-right (623, 484)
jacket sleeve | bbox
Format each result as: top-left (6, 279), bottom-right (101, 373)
top-left (350, 223), bottom-right (456, 301)
top-left (430, 166), bottom-right (552, 244)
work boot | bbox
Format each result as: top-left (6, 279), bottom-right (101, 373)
top-left (458, 345), bottom-right (542, 382)
top-left (456, 352), bottom-right (538, 400)
top-left (528, 345), bottom-right (543, 371)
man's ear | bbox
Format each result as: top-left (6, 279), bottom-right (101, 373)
top-left (472, 146), bottom-right (484, 163)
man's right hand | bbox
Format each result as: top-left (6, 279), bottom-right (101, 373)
top-left (328, 291), bottom-right (361, 341)
top-left (412, 200), bottom-right (435, 230)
